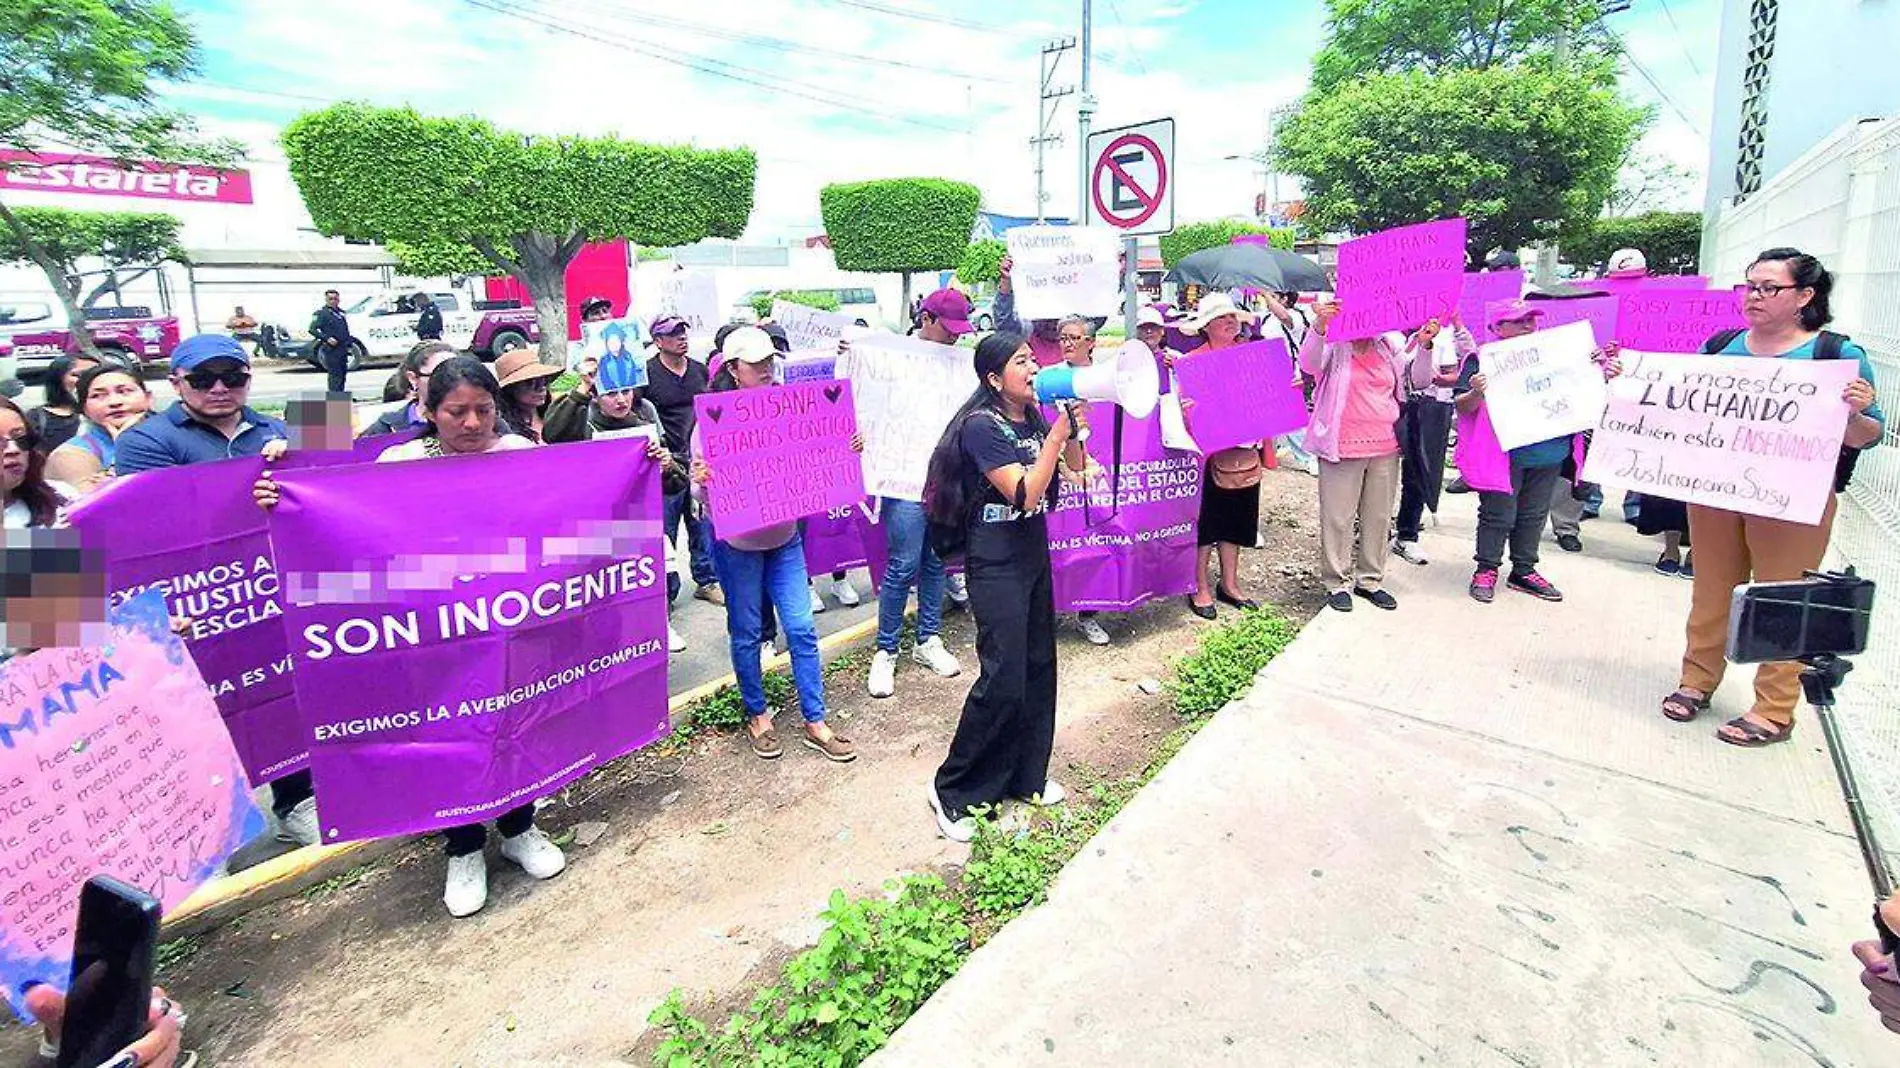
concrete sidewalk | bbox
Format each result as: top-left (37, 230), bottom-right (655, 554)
top-left (873, 494), bottom-right (1892, 1066)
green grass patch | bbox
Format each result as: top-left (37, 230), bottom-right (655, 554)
top-left (1167, 607), bottom-right (1299, 719)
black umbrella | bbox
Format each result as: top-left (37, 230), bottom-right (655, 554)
top-left (1165, 244), bottom-right (1330, 293)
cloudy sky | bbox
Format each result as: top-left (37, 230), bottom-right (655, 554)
top-left (163, 0), bottom-right (1722, 240)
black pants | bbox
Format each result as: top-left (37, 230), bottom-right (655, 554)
top-left (934, 516), bottom-right (1057, 820)
top-left (1475, 461), bottom-right (1562, 576)
top-left (271, 769), bottom-right (313, 819)
top-left (325, 342), bottom-right (350, 394)
top-left (443, 804), bottom-right (536, 857)
top-left (1395, 397), bottom-right (1453, 542)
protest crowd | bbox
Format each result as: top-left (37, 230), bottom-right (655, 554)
top-left (5, 210), bottom-right (1898, 1062)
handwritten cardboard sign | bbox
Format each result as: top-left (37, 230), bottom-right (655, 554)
top-left (1005, 224), bottom-right (1122, 319)
top-left (1459, 270), bottom-right (1524, 342)
top-left (771, 301), bottom-right (855, 354)
top-left (1581, 351), bottom-right (1856, 525)
top-left (0, 591), bottom-right (264, 1018)
top-left (1330, 218), bottom-right (1468, 342)
top-left (1173, 338), bottom-right (1309, 453)
top-left (1616, 289), bottom-right (1745, 353)
top-left (1476, 321), bottom-right (1608, 451)
top-left (1503, 296), bottom-right (1620, 351)
top-left (838, 333), bottom-right (971, 501)
top-left (696, 382), bottom-right (865, 539)
top-left (656, 272), bottom-right (722, 334)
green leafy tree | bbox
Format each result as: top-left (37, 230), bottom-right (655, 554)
top-left (750, 289), bottom-right (843, 320)
top-left (386, 238), bottom-right (496, 279)
top-left (820, 178), bottom-right (980, 313)
top-left (1559, 210), bottom-right (1703, 276)
top-left (1158, 222), bottom-right (1294, 268)
top-left (282, 103), bottom-right (756, 362)
top-left (1, 0), bottom-right (234, 356)
top-left (1311, 0), bottom-right (1620, 92)
top-left (955, 238), bottom-right (1006, 287)
top-left (0, 208), bottom-right (186, 328)
top-left (1276, 67), bottom-right (1645, 260)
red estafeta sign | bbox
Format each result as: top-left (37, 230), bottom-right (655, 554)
top-left (0, 151), bottom-right (253, 205)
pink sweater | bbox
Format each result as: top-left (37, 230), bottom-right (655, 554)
top-left (1297, 331), bottom-right (1435, 463)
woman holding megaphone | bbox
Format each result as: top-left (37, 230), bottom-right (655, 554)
top-left (921, 332), bottom-right (1089, 842)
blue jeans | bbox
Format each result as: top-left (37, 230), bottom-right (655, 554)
top-left (876, 498), bottom-right (945, 653)
top-left (710, 530), bottom-right (827, 723)
top-left (664, 488), bottom-right (718, 603)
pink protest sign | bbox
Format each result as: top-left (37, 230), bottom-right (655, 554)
top-left (1173, 338), bottom-right (1308, 453)
top-left (0, 591), bottom-right (264, 1019)
top-left (696, 382), bottom-right (865, 540)
top-left (1459, 270), bottom-right (1524, 342)
top-left (0, 150), bottom-right (254, 205)
top-left (1586, 275), bottom-right (1711, 295)
top-left (1499, 296), bottom-right (1621, 350)
top-left (1616, 289), bottom-right (1746, 353)
top-left (1329, 218), bottom-right (1468, 342)
top-left (1453, 406), bottom-right (1514, 493)
top-left (1582, 351), bottom-right (1856, 525)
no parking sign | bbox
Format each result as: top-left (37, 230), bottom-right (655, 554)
top-left (1086, 118), bottom-right (1175, 236)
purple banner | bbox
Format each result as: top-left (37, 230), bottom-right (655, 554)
top-left (268, 442), bottom-right (671, 842)
top-left (696, 382), bottom-right (865, 541)
top-left (782, 354), bottom-right (838, 384)
top-left (1173, 338), bottom-right (1308, 452)
top-left (1586, 274), bottom-right (1711, 295)
top-left (69, 457), bottom-right (303, 784)
top-left (1617, 289), bottom-right (1746, 353)
top-left (1046, 404), bottom-right (1201, 612)
top-left (1459, 270), bottom-right (1524, 342)
top-left (1330, 218), bottom-right (1468, 342)
top-left (803, 502), bottom-right (872, 576)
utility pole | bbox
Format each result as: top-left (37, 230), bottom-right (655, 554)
top-left (1538, 0), bottom-right (1635, 284)
top-left (1033, 38), bottom-right (1075, 224)
top-left (1077, 0), bottom-right (1094, 227)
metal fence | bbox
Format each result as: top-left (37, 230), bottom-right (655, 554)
top-left (1711, 115), bottom-right (1900, 864)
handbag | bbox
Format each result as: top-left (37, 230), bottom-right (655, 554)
top-left (1209, 446), bottom-right (1264, 490)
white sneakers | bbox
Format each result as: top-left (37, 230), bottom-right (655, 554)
top-left (1077, 616), bottom-right (1111, 646)
top-left (945, 572), bottom-right (969, 608)
top-left (276, 798), bottom-right (321, 847)
top-left (809, 584), bottom-right (827, 614)
top-left (499, 827), bottom-right (568, 880)
top-left (868, 649), bottom-right (897, 698)
top-left (832, 577), bottom-right (861, 607)
top-left (443, 852), bottom-right (488, 917)
top-left (912, 636), bottom-right (962, 678)
top-left (1024, 780), bottom-right (1067, 807)
top-left (668, 621), bottom-right (687, 653)
top-left (1391, 538), bottom-right (1429, 566)
top-left (927, 785), bottom-right (975, 843)
top-left (444, 827), bottom-right (568, 918)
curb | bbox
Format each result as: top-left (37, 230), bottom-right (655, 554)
top-left (162, 614), bottom-right (883, 937)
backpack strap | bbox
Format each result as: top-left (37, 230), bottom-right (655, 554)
top-left (1701, 328), bottom-right (1745, 355)
top-left (1814, 330), bottom-right (1847, 361)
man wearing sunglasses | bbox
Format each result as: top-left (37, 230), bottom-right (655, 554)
top-left (116, 334), bottom-right (289, 474)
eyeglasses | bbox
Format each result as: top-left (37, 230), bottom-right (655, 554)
top-left (2, 427), bottom-right (38, 452)
top-left (1742, 281), bottom-right (1802, 298)
top-left (1058, 334), bottom-right (1092, 346)
top-left (184, 369), bottom-right (252, 391)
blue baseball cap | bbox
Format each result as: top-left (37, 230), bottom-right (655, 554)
top-left (171, 333), bottom-right (251, 372)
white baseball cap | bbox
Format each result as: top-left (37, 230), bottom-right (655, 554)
top-left (1606, 248), bottom-right (1648, 278)
top-left (1137, 306), bottom-right (1167, 328)
top-left (722, 325), bottom-right (777, 365)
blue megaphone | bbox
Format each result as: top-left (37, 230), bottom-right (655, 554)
top-left (1033, 340), bottom-right (1161, 441)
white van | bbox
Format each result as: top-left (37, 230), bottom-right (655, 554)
top-left (735, 286), bottom-right (883, 328)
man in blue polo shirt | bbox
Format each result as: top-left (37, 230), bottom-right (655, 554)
top-left (118, 334), bottom-right (289, 473)
top-left (113, 334), bottom-right (317, 846)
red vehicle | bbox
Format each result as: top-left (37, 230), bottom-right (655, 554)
top-left (0, 300), bottom-right (180, 376)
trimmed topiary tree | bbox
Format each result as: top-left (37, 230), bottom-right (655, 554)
top-left (955, 238), bottom-right (1007, 287)
top-left (820, 178), bottom-right (980, 317)
top-left (1159, 221), bottom-right (1295, 268)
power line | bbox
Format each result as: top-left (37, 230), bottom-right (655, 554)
top-left (1653, 0), bottom-right (1704, 78)
top-left (1103, 0), bottom-right (1150, 76)
top-left (536, 0), bottom-right (1016, 85)
top-left (817, 0), bottom-right (1023, 38)
top-left (461, 0), bottom-right (968, 133)
top-left (1613, 30), bottom-right (1705, 136)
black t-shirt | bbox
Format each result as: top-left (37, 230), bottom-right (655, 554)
top-left (644, 353), bottom-right (709, 459)
top-left (960, 410), bottom-right (1049, 520)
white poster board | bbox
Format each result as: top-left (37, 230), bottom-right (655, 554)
top-left (836, 333), bottom-right (971, 501)
top-left (771, 301), bottom-right (855, 354)
top-left (1004, 225), bottom-right (1122, 320)
top-left (1581, 351), bottom-right (1856, 526)
top-left (1475, 320), bottom-right (1607, 451)
top-left (655, 272), bottom-right (721, 334)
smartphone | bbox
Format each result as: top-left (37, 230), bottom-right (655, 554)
top-left (56, 876), bottom-right (161, 1068)
top-left (1727, 574), bottom-right (1876, 665)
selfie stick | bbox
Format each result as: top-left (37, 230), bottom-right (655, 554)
top-left (1798, 570), bottom-right (1898, 953)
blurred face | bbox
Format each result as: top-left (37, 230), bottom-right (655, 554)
top-left (1059, 323), bottom-right (1096, 367)
top-left (1205, 313), bottom-right (1241, 346)
top-left (0, 409), bottom-right (31, 494)
top-left (1136, 323), bottom-right (1166, 351)
top-left (82, 371), bottom-right (151, 432)
top-left (62, 356), bottom-right (99, 401)
top-left (174, 358), bottom-right (250, 420)
top-left (656, 329), bottom-right (689, 357)
top-left (1494, 317), bottom-right (1537, 340)
top-left (606, 333), bottom-right (626, 356)
top-left (428, 382), bottom-right (500, 453)
top-left (1742, 260), bottom-right (1812, 329)
top-left (992, 345), bottom-right (1039, 406)
top-left (731, 358), bottom-right (774, 390)
top-left (597, 389), bottom-right (637, 419)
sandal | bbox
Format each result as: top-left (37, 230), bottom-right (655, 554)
top-left (1660, 689), bottom-right (1709, 723)
top-left (1717, 716), bottom-right (1794, 748)
top-left (748, 727), bottom-right (783, 760)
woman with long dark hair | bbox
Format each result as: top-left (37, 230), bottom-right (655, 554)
top-left (922, 331), bottom-right (1088, 842)
top-left (44, 362), bottom-right (154, 495)
top-left (1660, 248), bottom-right (1883, 748)
top-left (28, 351), bottom-right (102, 455)
top-left (0, 396), bottom-right (65, 529)
top-left (492, 347), bottom-right (563, 443)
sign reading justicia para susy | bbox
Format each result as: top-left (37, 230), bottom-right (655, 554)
top-left (0, 151), bottom-right (254, 205)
